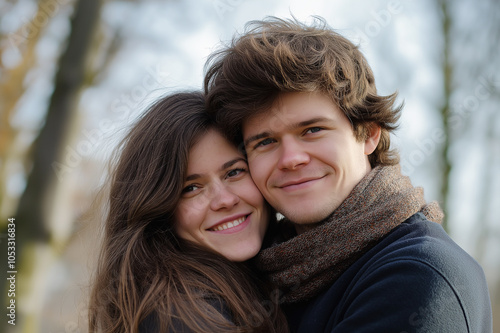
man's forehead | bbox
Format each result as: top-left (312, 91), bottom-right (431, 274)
top-left (241, 91), bottom-right (341, 140)
top-left (242, 98), bottom-right (300, 134)
top-left (242, 107), bottom-right (296, 138)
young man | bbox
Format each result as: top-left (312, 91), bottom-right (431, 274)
top-left (204, 17), bottom-right (492, 332)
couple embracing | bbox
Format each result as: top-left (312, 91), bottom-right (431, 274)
top-left (89, 17), bottom-right (492, 333)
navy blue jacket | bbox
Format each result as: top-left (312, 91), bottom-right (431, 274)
top-left (283, 213), bottom-right (492, 332)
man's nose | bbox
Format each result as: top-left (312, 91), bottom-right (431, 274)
top-left (277, 136), bottom-right (310, 170)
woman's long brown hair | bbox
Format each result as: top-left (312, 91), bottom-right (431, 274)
top-left (88, 92), bottom-right (288, 332)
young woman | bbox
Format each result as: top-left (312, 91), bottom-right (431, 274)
top-left (88, 92), bottom-right (288, 332)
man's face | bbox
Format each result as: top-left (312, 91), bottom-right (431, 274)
top-left (242, 91), bottom-right (380, 225)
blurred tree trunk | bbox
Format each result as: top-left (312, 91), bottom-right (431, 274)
top-left (2, 0), bottom-right (102, 329)
top-left (0, 2), bottom-right (49, 221)
top-left (438, 0), bottom-right (453, 231)
top-left (15, 0), bottom-right (102, 248)
top-left (0, 0), bottom-right (59, 320)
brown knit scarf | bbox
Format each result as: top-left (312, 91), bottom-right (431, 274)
top-left (255, 165), bottom-right (444, 304)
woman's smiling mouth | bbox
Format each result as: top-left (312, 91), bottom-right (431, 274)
top-left (208, 215), bottom-right (248, 231)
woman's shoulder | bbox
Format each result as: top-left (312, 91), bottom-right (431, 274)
top-left (138, 297), bottom-right (234, 333)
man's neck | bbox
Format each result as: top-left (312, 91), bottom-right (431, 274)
top-left (295, 223), bottom-right (320, 235)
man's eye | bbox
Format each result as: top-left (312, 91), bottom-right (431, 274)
top-left (255, 138), bottom-right (275, 148)
top-left (305, 127), bottom-right (322, 134)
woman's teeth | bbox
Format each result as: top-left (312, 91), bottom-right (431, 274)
top-left (210, 216), bottom-right (246, 231)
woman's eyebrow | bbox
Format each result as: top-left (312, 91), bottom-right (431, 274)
top-left (185, 173), bottom-right (201, 181)
top-left (185, 157), bottom-right (246, 181)
top-left (221, 157), bottom-right (246, 171)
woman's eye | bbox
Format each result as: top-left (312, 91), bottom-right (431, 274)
top-left (305, 127), bottom-right (322, 134)
top-left (227, 168), bottom-right (246, 178)
top-left (182, 184), bottom-right (199, 193)
top-left (255, 138), bottom-right (275, 148)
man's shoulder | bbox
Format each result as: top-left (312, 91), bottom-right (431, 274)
top-left (361, 212), bottom-right (486, 292)
top-left (327, 212), bottom-right (484, 289)
top-left (374, 212), bottom-right (480, 271)
top-left (287, 213), bottom-right (492, 333)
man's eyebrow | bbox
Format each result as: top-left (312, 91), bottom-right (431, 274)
top-left (244, 132), bottom-right (272, 147)
top-left (293, 117), bottom-right (332, 129)
top-left (243, 117), bottom-right (332, 147)
top-left (184, 158), bottom-right (246, 181)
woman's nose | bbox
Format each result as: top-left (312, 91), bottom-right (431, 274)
top-left (209, 183), bottom-right (240, 211)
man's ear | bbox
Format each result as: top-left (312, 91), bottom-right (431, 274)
top-left (364, 124), bottom-right (381, 155)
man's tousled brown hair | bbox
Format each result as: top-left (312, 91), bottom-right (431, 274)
top-left (205, 16), bottom-right (402, 166)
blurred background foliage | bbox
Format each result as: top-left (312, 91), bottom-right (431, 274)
top-left (0, 0), bottom-right (499, 331)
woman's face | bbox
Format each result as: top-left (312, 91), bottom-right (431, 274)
top-left (174, 129), bottom-right (268, 262)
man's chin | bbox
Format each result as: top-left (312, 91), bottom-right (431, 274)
top-left (278, 208), bottom-right (333, 225)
